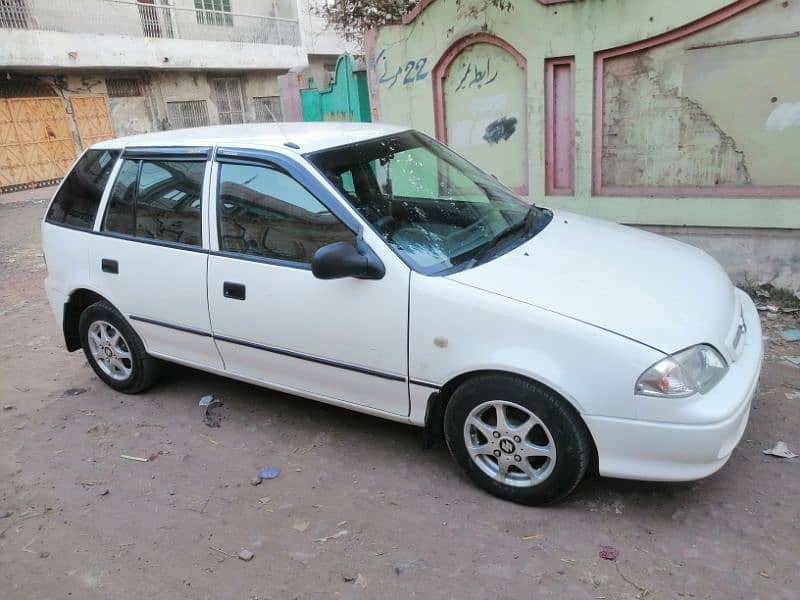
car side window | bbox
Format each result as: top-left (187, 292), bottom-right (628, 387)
top-left (217, 162), bottom-right (354, 264)
top-left (103, 158), bottom-right (205, 247)
top-left (46, 149), bottom-right (120, 229)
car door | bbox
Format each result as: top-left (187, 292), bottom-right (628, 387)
top-left (207, 148), bottom-right (410, 417)
top-left (89, 147), bottom-right (223, 369)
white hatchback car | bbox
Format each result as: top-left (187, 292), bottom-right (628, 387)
top-left (42, 123), bottom-right (763, 505)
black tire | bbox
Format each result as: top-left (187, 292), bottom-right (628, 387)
top-left (78, 301), bottom-right (159, 394)
top-left (444, 373), bottom-right (592, 505)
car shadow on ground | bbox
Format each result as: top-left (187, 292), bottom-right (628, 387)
top-left (156, 362), bottom-right (705, 510)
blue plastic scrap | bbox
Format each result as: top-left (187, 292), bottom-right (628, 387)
top-left (781, 329), bottom-right (800, 342)
top-left (258, 467), bottom-right (281, 480)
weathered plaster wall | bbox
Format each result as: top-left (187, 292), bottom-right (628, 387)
top-left (371, 0), bottom-right (800, 229)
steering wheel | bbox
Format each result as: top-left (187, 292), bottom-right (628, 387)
top-left (444, 213), bottom-right (493, 247)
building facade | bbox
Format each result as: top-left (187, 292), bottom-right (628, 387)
top-left (0, 0), bottom-right (355, 191)
top-left (368, 0), bottom-right (800, 286)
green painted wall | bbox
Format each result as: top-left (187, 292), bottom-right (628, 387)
top-left (371, 0), bottom-right (800, 228)
top-left (301, 55), bottom-right (372, 123)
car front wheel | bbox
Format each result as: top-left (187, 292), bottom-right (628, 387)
top-left (444, 374), bottom-right (592, 505)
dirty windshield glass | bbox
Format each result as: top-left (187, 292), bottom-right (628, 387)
top-left (307, 131), bottom-right (550, 275)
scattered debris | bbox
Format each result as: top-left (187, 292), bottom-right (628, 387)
top-left (0, 511), bottom-right (12, 519)
top-left (292, 520), bottom-right (310, 532)
top-left (250, 476), bottom-right (262, 486)
top-left (14, 424), bottom-right (24, 430)
top-left (521, 534), bottom-right (541, 541)
top-left (759, 569), bottom-right (770, 578)
top-left (782, 307), bottom-right (800, 314)
top-left (600, 545), bottom-right (619, 561)
top-left (38, 551), bottom-right (50, 559)
top-left (337, 520), bottom-right (347, 527)
top-left (756, 304), bottom-right (780, 313)
top-left (786, 391), bottom-right (800, 400)
top-left (238, 549), bottom-right (254, 561)
top-left (258, 497), bottom-right (271, 505)
top-left (200, 395), bottom-right (224, 428)
top-left (783, 356), bottom-right (800, 367)
top-left (343, 574), bottom-right (356, 582)
top-left (258, 467), bottom-right (280, 480)
top-left (762, 441), bottom-right (798, 459)
top-left (314, 529), bottom-right (348, 543)
top-left (200, 434), bottom-right (219, 446)
top-left (756, 288), bottom-right (770, 299)
top-left (13, 385), bottom-right (29, 392)
top-left (355, 574), bottom-right (367, 589)
top-left (781, 329), bottom-right (800, 342)
top-left (209, 546), bottom-right (237, 559)
top-left (3, 404), bottom-right (14, 410)
top-left (120, 454), bottom-right (149, 462)
top-left (62, 388), bottom-right (87, 397)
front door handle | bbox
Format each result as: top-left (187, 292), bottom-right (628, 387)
top-left (101, 259), bottom-right (118, 274)
top-left (223, 282), bottom-right (246, 301)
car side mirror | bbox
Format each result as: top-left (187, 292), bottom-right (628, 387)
top-left (311, 240), bottom-right (385, 280)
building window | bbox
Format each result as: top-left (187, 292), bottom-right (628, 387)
top-left (253, 96), bottom-right (282, 122)
top-left (166, 100), bottom-right (210, 129)
top-left (211, 78), bottom-right (245, 124)
top-left (194, 0), bottom-right (232, 26)
top-left (106, 78), bottom-right (143, 98)
top-left (0, 0), bottom-right (30, 29)
top-left (544, 57), bottom-right (575, 196)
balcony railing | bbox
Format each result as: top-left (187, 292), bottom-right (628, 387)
top-left (0, 0), bottom-right (301, 46)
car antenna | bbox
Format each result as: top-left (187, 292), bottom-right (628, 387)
top-left (263, 103), bottom-right (298, 150)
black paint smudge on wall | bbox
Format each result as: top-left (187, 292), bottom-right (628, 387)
top-left (483, 116), bottom-right (517, 144)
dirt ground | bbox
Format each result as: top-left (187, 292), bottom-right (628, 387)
top-left (1, 187), bottom-right (799, 600)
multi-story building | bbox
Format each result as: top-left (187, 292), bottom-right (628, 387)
top-left (0, 0), bottom-right (356, 191)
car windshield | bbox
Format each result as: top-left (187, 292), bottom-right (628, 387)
top-left (307, 130), bottom-right (551, 275)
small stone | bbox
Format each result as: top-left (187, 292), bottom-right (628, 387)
top-left (238, 549), bottom-right (254, 561)
top-left (343, 574), bottom-right (356, 582)
top-left (3, 404), bottom-right (14, 410)
top-left (63, 388), bottom-right (87, 397)
top-left (250, 476), bottom-right (262, 486)
top-left (100, 489), bottom-right (110, 497)
top-left (38, 551), bottom-right (50, 559)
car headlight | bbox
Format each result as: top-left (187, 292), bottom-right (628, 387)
top-left (635, 344), bottom-right (728, 397)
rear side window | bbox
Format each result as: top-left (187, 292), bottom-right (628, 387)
top-left (46, 149), bottom-right (119, 229)
top-left (103, 158), bottom-right (205, 247)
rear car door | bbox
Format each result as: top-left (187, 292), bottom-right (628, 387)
top-left (206, 148), bottom-right (410, 417)
top-left (89, 147), bottom-right (222, 369)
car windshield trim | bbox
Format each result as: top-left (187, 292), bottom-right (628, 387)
top-left (305, 131), bottom-right (551, 276)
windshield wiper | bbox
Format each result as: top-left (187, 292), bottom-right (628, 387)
top-left (463, 206), bottom-right (537, 268)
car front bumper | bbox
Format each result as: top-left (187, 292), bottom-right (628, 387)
top-left (585, 290), bottom-right (763, 482)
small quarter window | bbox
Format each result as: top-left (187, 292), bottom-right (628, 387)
top-left (46, 149), bottom-right (120, 229)
top-left (104, 158), bottom-right (205, 247)
top-left (217, 162), bottom-right (353, 263)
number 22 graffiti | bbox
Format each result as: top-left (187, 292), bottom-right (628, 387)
top-left (374, 50), bottom-right (429, 88)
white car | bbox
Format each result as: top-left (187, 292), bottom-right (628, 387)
top-left (42, 123), bottom-right (763, 505)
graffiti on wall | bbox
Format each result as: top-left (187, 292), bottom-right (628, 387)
top-left (374, 49), bottom-right (429, 88)
top-left (442, 41), bottom-right (527, 191)
top-left (453, 58), bottom-right (499, 92)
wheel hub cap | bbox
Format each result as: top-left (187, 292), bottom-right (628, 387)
top-left (463, 399), bottom-right (556, 488)
top-left (87, 320), bottom-right (133, 382)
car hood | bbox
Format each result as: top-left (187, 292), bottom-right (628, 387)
top-left (447, 210), bottom-right (738, 355)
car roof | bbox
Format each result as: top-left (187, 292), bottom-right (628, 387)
top-left (92, 122), bottom-right (411, 154)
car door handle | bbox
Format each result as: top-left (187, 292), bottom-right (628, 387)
top-left (101, 259), bottom-right (118, 274)
top-left (223, 282), bottom-right (246, 301)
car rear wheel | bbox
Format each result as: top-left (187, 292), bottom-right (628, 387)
top-left (444, 374), bottom-right (592, 505)
top-left (79, 301), bottom-right (159, 394)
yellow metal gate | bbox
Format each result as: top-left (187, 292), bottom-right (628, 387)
top-left (0, 97), bottom-right (76, 191)
top-left (71, 95), bottom-right (114, 149)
